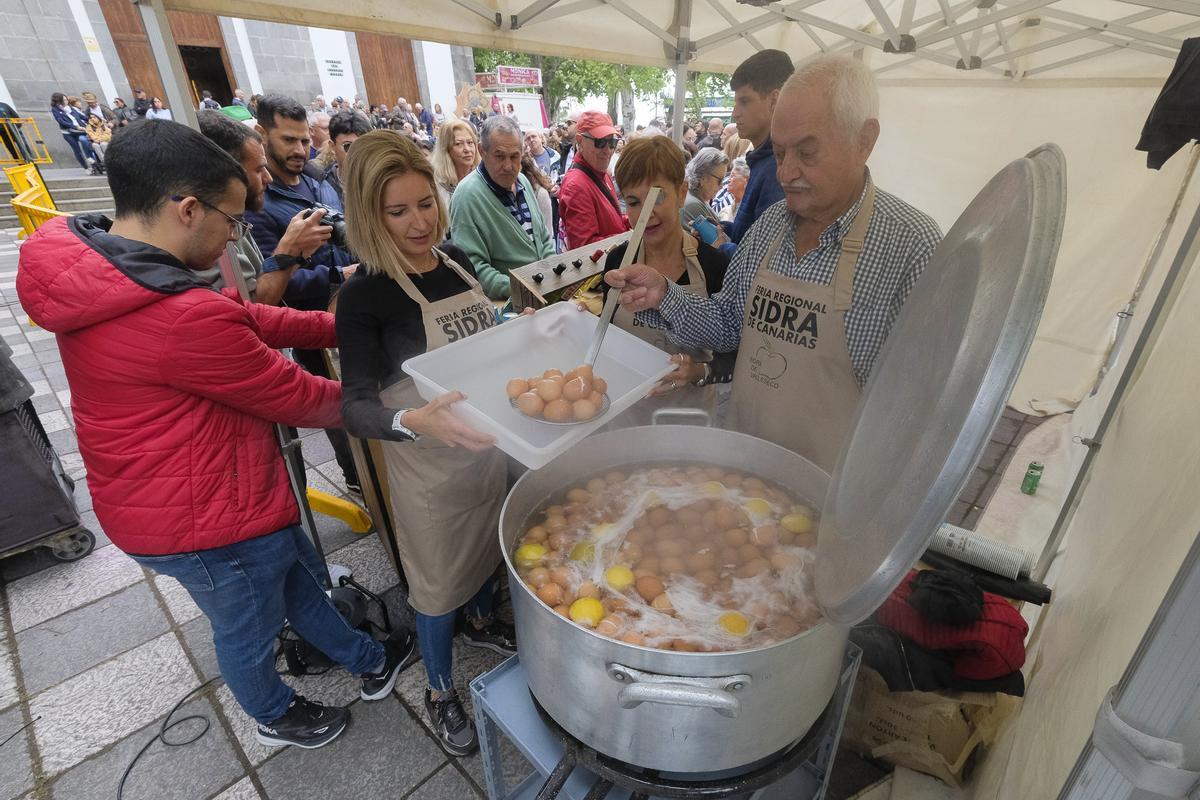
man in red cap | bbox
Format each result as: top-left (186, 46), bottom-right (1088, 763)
top-left (558, 110), bottom-right (630, 249)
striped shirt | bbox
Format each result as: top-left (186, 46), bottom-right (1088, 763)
top-left (710, 177), bottom-right (735, 216)
top-left (477, 162), bottom-right (535, 243)
top-left (639, 175), bottom-right (943, 385)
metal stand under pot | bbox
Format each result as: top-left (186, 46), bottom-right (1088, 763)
top-left (470, 646), bottom-right (861, 799)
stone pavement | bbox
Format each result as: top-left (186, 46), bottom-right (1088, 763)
top-left (0, 225), bottom-right (1038, 800)
top-left (0, 226), bottom-right (522, 799)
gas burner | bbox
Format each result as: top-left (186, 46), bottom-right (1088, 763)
top-left (530, 693), bottom-right (830, 799)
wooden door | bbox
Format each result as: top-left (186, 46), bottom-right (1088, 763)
top-left (356, 33), bottom-right (420, 107)
top-left (97, 1), bottom-right (234, 107)
top-left (97, 0), bottom-right (164, 101)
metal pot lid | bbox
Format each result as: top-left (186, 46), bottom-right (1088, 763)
top-left (815, 144), bottom-right (1067, 626)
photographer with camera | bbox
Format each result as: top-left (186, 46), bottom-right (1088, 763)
top-left (246, 94), bottom-right (362, 493)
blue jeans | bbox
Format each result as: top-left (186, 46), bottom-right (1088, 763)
top-left (415, 575), bottom-right (497, 692)
top-left (61, 132), bottom-right (97, 168)
top-left (132, 526), bottom-right (384, 724)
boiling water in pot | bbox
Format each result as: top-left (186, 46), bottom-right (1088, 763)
top-left (511, 462), bottom-right (823, 652)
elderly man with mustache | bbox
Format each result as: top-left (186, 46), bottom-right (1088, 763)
top-left (605, 54), bottom-right (943, 472)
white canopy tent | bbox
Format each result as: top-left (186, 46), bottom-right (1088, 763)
top-left (131, 2), bottom-right (1200, 798)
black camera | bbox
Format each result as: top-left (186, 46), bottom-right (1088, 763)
top-left (303, 204), bottom-right (348, 249)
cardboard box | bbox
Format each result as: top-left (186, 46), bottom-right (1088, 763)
top-left (842, 666), bottom-right (1019, 786)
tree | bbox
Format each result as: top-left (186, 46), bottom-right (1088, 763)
top-left (473, 48), bottom-right (668, 126)
top-left (686, 71), bottom-right (732, 121)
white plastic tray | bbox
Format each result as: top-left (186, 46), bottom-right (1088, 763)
top-left (402, 303), bottom-right (675, 469)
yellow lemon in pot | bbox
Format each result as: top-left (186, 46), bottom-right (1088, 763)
top-left (569, 597), bottom-right (606, 627)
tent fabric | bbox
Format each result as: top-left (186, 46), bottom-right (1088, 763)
top-left (163, 0), bottom-right (1198, 80)
top-left (965, 222), bottom-right (1200, 798)
top-left (871, 85), bottom-right (1197, 413)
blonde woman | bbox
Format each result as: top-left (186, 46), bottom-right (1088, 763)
top-left (723, 131), bottom-right (751, 161)
top-left (336, 131), bottom-right (512, 758)
top-left (430, 118), bottom-right (479, 209)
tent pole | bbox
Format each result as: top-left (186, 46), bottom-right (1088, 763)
top-left (134, 0), bottom-right (199, 130)
top-left (1090, 143), bottom-right (1200, 395)
top-left (670, 0), bottom-right (691, 144)
top-left (1033, 182), bottom-right (1200, 582)
top-left (672, 61), bottom-right (687, 143)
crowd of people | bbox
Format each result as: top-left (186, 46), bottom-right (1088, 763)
top-left (20, 47), bottom-right (944, 763)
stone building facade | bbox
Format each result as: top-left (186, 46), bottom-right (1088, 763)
top-left (0, 0), bottom-right (475, 167)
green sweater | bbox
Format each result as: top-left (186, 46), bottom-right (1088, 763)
top-left (449, 169), bottom-right (554, 300)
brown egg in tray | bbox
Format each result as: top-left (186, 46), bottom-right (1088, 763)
top-left (512, 463), bottom-right (822, 652)
top-left (507, 364), bottom-right (611, 425)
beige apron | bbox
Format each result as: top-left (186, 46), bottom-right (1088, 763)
top-left (610, 235), bottom-right (717, 428)
top-left (727, 183), bottom-right (877, 471)
top-left (378, 249), bottom-right (507, 616)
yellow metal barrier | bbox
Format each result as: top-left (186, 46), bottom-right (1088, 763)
top-left (306, 487), bottom-right (374, 533)
top-left (5, 163), bottom-right (66, 239)
top-left (0, 118), bottom-right (53, 165)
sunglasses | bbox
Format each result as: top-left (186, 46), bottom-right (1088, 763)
top-left (583, 134), bottom-right (619, 150)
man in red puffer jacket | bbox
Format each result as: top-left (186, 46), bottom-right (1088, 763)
top-left (17, 120), bottom-right (411, 751)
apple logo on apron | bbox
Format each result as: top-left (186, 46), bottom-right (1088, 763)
top-left (750, 339), bottom-right (788, 386)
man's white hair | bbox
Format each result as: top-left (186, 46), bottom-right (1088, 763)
top-left (786, 54), bottom-right (879, 141)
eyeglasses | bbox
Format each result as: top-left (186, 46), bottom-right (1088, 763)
top-left (583, 135), bottom-right (619, 150)
top-left (171, 195), bottom-right (252, 239)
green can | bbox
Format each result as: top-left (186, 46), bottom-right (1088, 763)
top-left (1021, 461), bottom-right (1044, 495)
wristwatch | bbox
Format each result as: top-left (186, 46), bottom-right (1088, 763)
top-left (391, 409), bottom-right (420, 441)
top-left (694, 363), bottom-right (714, 387)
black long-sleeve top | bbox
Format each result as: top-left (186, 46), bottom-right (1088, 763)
top-left (603, 238), bottom-right (738, 383)
top-left (336, 244), bottom-right (478, 442)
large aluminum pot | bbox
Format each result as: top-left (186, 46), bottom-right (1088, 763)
top-left (500, 424), bottom-right (847, 773)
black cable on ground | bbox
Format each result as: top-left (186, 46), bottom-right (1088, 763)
top-left (116, 677), bottom-right (220, 800)
top-left (0, 716), bottom-right (38, 749)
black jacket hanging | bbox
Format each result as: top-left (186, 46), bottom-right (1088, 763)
top-left (1136, 37), bottom-right (1200, 170)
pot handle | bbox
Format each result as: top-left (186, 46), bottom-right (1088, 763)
top-left (651, 408), bottom-right (713, 427)
top-left (607, 663), bottom-right (750, 719)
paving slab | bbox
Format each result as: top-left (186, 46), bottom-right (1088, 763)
top-left (960, 467), bottom-right (990, 506)
top-left (17, 581), bottom-right (170, 695)
top-left (975, 439), bottom-right (1010, 474)
top-left (0, 632), bottom-right (18, 712)
top-left (210, 777), bottom-right (262, 799)
top-left (407, 763), bottom-right (483, 799)
top-left (0, 705), bottom-right (35, 799)
top-left (30, 632), bottom-right (197, 775)
top-left (990, 414), bottom-right (1022, 445)
top-left (297, 433), bottom-right (335, 470)
top-left (256, 698), bottom-right (447, 800)
top-left (314, 512), bottom-right (360, 556)
top-left (48, 696), bottom-right (244, 800)
top-left (180, 615), bottom-right (219, 681)
top-left (48, 427), bottom-right (77, 455)
top-left (7, 545), bottom-right (144, 632)
top-left (215, 666), bottom-right (365, 767)
top-left (152, 574), bottom-right (203, 626)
